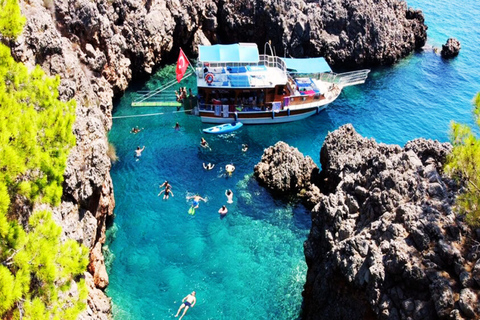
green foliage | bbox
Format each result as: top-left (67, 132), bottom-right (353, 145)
top-left (0, 36), bottom-right (87, 318)
top-left (0, 211), bottom-right (89, 319)
top-left (445, 93), bottom-right (480, 226)
top-left (0, 43), bottom-right (76, 207)
top-left (0, 0), bottom-right (26, 39)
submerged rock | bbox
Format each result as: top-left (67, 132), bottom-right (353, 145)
top-left (255, 124), bottom-right (480, 320)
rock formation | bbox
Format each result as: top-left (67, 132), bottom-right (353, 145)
top-left (441, 38), bottom-right (461, 59)
top-left (219, 0), bottom-right (427, 67)
top-left (2, 0), bottom-right (430, 318)
top-left (255, 125), bottom-right (480, 320)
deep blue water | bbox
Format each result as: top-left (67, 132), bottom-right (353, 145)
top-left (106, 1), bottom-right (480, 319)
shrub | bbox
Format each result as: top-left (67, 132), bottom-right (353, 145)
top-left (445, 93), bottom-right (480, 226)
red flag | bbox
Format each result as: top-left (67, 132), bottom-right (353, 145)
top-left (176, 48), bottom-right (189, 83)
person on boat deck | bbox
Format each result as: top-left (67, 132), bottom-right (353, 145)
top-left (218, 205), bottom-right (228, 218)
top-left (158, 186), bottom-right (173, 200)
top-left (225, 189), bottom-right (233, 204)
top-left (134, 146), bottom-right (145, 158)
top-left (203, 163), bottom-right (215, 170)
top-left (187, 195), bottom-right (206, 209)
top-left (200, 137), bottom-right (209, 149)
top-left (175, 291), bottom-right (196, 320)
top-left (225, 163), bottom-right (235, 176)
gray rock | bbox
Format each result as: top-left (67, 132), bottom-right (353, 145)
top-left (458, 288), bottom-right (478, 319)
top-left (441, 38), bottom-right (461, 59)
top-left (256, 124), bottom-right (479, 320)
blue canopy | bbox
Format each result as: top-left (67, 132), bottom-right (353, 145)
top-left (199, 43), bottom-right (260, 63)
top-left (281, 57), bottom-right (332, 73)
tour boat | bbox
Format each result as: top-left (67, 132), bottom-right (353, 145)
top-left (193, 43), bottom-right (370, 125)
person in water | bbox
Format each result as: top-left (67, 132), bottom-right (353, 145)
top-left (200, 137), bottom-right (209, 149)
top-left (175, 122), bottom-right (180, 131)
top-left (203, 163), bottom-right (215, 170)
top-left (225, 189), bottom-right (233, 204)
top-left (175, 291), bottom-right (196, 320)
top-left (158, 186), bottom-right (173, 200)
top-left (187, 195), bottom-right (206, 209)
top-left (159, 180), bottom-right (171, 189)
top-left (218, 205), bottom-right (228, 217)
top-left (225, 163), bottom-right (235, 176)
top-left (242, 144), bottom-right (249, 152)
top-left (134, 146), bottom-right (145, 159)
top-left (130, 126), bottom-right (143, 134)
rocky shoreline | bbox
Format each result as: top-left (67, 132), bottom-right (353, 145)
top-left (4, 0), bottom-right (431, 318)
top-left (255, 125), bottom-right (480, 319)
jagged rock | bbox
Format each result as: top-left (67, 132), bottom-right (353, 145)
top-left (78, 272), bottom-right (111, 320)
top-left (89, 242), bottom-right (109, 289)
top-left (218, 0), bottom-right (427, 67)
top-left (458, 288), bottom-right (478, 319)
top-left (256, 124), bottom-right (479, 320)
top-left (254, 141), bottom-right (320, 198)
top-left (441, 38), bottom-right (461, 59)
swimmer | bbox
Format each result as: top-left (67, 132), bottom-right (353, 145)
top-left (242, 144), bottom-right (248, 152)
top-left (218, 205), bottom-right (228, 217)
top-left (225, 163), bottom-right (235, 176)
top-left (200, 137), bottom-right (210, 149)
top-left (175, 291), bottom-right (196, 320)
top-left (130, 126), bottom-right (143, 134)
top-left (159, 180), bottom-right (171, 189)
top-left (158, 186), bottom-right (174, 200)
top-left (175, 122), bottom-right (180, 131)
top-left (134, 146), bottom-right (145, 159)
top-left (187, 194), bottom-right (206, 209)
top-left (225, 189), bottom-right (233, 204)
top-left (203, 163), bottom-right (215, 170)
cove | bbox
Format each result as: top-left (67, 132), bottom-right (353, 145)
top-left (106, 0), bottom-right (480, 318)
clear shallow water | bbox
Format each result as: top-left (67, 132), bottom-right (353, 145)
top-left (106, 1), bottom-right (480, 319)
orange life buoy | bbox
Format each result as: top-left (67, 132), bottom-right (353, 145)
top-left (205, 73), bottom-right (214, 84)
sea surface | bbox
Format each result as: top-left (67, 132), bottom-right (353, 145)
top-left (106, 1), bottom-right (480, 319)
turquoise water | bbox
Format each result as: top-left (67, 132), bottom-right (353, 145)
top-left (106, 1), bottom-right (480, 319)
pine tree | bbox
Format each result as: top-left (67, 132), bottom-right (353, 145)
top-left (0, 0), bottom-right (88, 317)
top-left (445, 93), bottom-right (480, 226)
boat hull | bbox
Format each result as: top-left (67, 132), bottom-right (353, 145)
top-left (198, 104), bottom-right (329, 125)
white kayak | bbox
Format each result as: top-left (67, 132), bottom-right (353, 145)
top-left (202, 122), bottom-right (243, 134)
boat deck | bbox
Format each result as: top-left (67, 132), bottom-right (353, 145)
top-left (197, 65), bottom-right (287, 89)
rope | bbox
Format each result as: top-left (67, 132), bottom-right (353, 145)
top-left (112, 109), bottom-right (188, 119)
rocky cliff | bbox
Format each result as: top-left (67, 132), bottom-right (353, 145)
top-left (255, 125), bottom-right (480, 319)
top-left (3, 0), bottom-right (428, 318)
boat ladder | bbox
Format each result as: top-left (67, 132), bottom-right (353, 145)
top-left (334, 69), bottom-right (371, 87)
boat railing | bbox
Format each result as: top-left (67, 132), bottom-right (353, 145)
top-left (258, 54), bottom-right (287, 73)
top-left (198, 102), bottom-right (271, 113)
